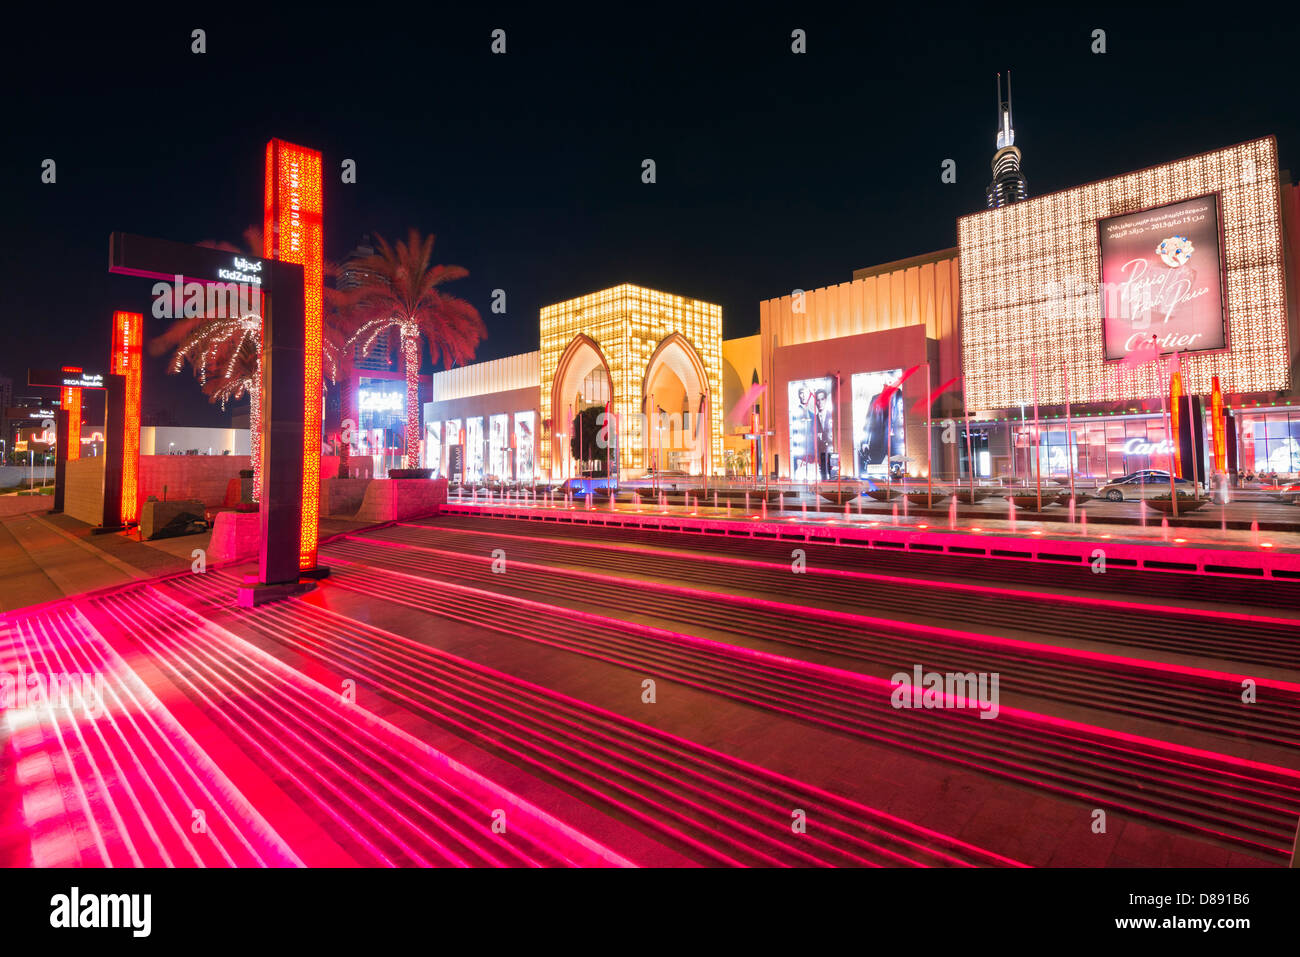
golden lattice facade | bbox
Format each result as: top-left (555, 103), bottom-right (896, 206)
top-left (959, 136), bottom-right (1290, 410)
top-left (539, 284), bottom-right (724, 475)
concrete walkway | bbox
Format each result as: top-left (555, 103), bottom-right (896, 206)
top-left (0, 509), bottom-right (392, 612)
top-left (0, 511), bottom-right (203, 611)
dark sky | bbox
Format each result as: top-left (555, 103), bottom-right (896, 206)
top-left (4, 8), bottom-right (1299, 427)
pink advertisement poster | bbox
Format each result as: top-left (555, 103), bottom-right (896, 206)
top-left (1098, 195), bottom-right (1225, 360)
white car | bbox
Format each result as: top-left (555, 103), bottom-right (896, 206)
top-left (1098, 472), bottom-right (1197, 502)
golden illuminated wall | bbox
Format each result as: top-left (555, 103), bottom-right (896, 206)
top-left (959, 137), bottom-right (1289, 410)
top-left (540, 284), bottom-right (723, 475)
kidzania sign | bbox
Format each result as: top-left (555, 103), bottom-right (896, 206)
top-left (1099, 195), bottom-right (1226, 360)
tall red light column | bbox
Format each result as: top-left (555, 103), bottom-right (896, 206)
top-left (110, 311), bottom-right (142, 523)
top-left (1169, 371), bottom-right (1184, 478)
top-left (264, 140), bottom-right (324, 571)
top-left (60, 383), bottom-right (81, 461)
top-left (1211, 376), bottom-right (1227, 474)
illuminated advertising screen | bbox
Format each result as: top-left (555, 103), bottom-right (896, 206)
top-left (489, 414), bottom-right (508, 478)
top-left (424, 421), bottom-right (441, 476)
top-left (787, 377), bottom-right (835, 482)
top-left (1099, 195), bottom-right (1226, 360)
top-left (850, 370), bottom-right (905, 478)
top-left (465, 416), bottom-right (484, 481)
top-left (358, 378), bottom-right (406, 442)
top-left (514, 412), bottom-right (535, 483)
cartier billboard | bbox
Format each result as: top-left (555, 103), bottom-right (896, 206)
top-left (1098, 195), bottom-right (1226, 361)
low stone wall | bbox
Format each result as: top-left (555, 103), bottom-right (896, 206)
top-left (355, 478), bottom-right (448, 523)
top-left (65, 457), bottom-right (105, 526)
top-left (0, 465), bottom-right (55, 488)
top-left (208, 510), bottom-right (261, 564)
top-left (140, 455), bottom-right (252, 509)
top-left (322, 478), bottom-right (371, 517)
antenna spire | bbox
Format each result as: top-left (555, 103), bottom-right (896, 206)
top-left (985, 69), bottom-right (1028, 208)
top-left (1006, 70), bottom-right (1013, 129)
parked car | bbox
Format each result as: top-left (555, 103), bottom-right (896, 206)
top-left (1098, 472), bottom-right (1197, 502)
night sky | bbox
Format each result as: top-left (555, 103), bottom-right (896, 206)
top-left (4, 9), bottom-right (1299, 428)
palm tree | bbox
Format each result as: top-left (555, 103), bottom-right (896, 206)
top-left (151, 227), bottom-right (352, 501)
top-left (339, 228), bottom-right (485, 468)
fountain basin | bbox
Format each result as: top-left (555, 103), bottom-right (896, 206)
top-left (905, 491), bottom-right (948, 507)
top-left (865, 488), bottom-right (903, 502)
top-left (951, 489), bottom-right (994, 504)
top-left (1143, 497), bottom-right (1210, 514)
top-left (817, 488), bottom-right (863, 506)
top-left (1007, 494), bottom-right (1055, 510)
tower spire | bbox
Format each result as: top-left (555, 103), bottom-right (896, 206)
top-left (986, 70), bottom-right (1028, 208)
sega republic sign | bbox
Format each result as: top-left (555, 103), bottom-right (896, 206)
top-left (1098, 195), bottom-right (1227, 360)
top-left (28, 367), bottom-right (106, 389)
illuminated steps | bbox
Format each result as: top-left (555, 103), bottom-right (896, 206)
top-left (1, 602), bottom-right (298, 867)
top-left (163, 570), bottom-right (1020, 867)
top-left (287, 544), bottom-right (1300, 860)
top-left (84, 587), bottom-right (623, 867)
top-left (326, 532), bottom-right (1300, 762)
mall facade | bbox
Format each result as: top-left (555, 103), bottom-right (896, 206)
top-left (425, 136), bottom-right (1300, 485)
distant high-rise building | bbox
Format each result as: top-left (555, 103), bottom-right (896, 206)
top-left (337, 236), bottom-right (393, 371)
top-left (985, 71), bottom-right (1028, 209)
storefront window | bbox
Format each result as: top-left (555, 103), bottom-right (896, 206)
top-left (1240, 411), bottom-right (1300, 474)
top-left (424, 422), bottom-right (441, 476)
top-left (465, 417), bottom-right (484, 482)
top-left (489, 414), bottom-right (509, 479)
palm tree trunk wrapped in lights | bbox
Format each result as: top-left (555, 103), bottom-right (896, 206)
top-left (151, 313), bottom-right (265, 498)
top-left (339, 228), bottom-right (486, 469)
top-left (402, 324), bottom-right (421, 468)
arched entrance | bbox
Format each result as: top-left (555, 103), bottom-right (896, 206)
top-left (550, 333), bottom-right (613, 480)
top-left (641, 332), bottom-right (712, 477)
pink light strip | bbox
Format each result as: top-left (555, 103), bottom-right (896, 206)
top-left (362, 532), bottom-right (1300, 694)
top-left (439, 500), bottom-right (1300, 579)
top-left (209, 574), bottom-right (1025, 867)
top-left (50, 602), bottom-right (298, 866)
top-left (106, 590), bottom-right (468, 866)
top-left (406, 519), bottom-right (1300, 629)
top-left (330, 549), bottom-right (1300, 786)
top-left (312, 555), bottom-right (1300, 854)
top-left (107, 586), bottom-right (620, 867)
top-left (7, 602), bottom-right (300, 867)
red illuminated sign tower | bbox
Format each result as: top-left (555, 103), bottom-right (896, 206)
top-left (264, 139), bottom-right (324, 572)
